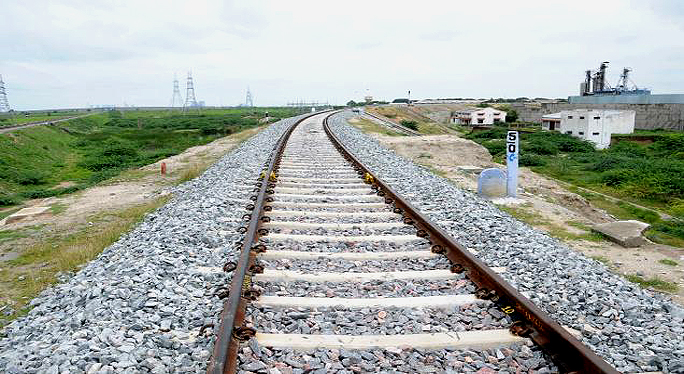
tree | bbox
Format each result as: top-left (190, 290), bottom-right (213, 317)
top-left (505, 108), bottom-right (518, 123)
top-left (346, 100), bottom-right (357, 107)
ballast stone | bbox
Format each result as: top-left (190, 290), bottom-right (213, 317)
top-left (327, 110), bottom-right (684, 373)
top-left (0, 114), bottom-right (312, 373)
top-left (592, 220), bottom-right (650, 247)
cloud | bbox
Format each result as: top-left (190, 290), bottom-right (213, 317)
top-left (1, 0), bottom-right (683, 109)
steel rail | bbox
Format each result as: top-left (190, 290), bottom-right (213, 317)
top-left (207, 111), bottom-right (327, 374)
top-left (362, 111), bottom-right (421, 136)
top-left (322, 112), bottom-right (618, 373)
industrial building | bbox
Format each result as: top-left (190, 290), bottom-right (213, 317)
top-left (513, 62), bottom-right (684, 131)
top-left (542, 109), bottom-right (635, 149)
top-left (451, 107), bottom-right (506, 125)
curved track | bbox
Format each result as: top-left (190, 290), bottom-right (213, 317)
top-left (208, 111), bottom-right (617, 373)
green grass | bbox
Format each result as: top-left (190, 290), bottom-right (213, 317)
top-left (0, 111), bottom-right (86, 127)
top-left (591, 255), bottom-right (610, 265)
top-left (659, 258), bottom-right (679, 266)
top-left (497, 206), bottom-right (607, 242)
top-left (49, 203), bottom-right (67, 215)
top-left (351, 117), bottom-right (405, 136)
top-left (625, 274), bottom-right (678, 292)
top-left (0, 230), bottom-right (27, 243)
top-left (0, 108), bottom-right (292, 208)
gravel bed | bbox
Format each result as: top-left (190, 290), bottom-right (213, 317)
top-left (329, 111), bottom-right (684, 373)
top-left (257, 278), bottom-right (476, 298)
top-left (0, 115), bottom-right (309, 373)
top-left (260, 257), bottom-right (451, 273)
top-left (237, 342), bottom-right (557, 373)
top-left (259, 239), bottom-right (430, 251)
top-left (245, 304), bottom-right (509, 335)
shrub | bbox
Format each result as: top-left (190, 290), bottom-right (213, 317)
top-left (523, 140), bottom-right (558, 155)
top-left (589, 155), bottom-right (633, 172)
top-left (481, 140), bottom-right (506, 156)
top-left (609, 141), bottom-right (647, 157)
top-left (466, 128), bottom-right (508, 140)
top-left (0, 194), bottom-right (19, 206)
top-left (15, 170), bottom-right (49, 185)
top-left (519, 154), bottom-right (546, 166)
top-left (400, 120), bottom-right (418, 131)
top-left (650, 134), bottom-right (684, 156)
top-left (651, 219), bottom-right (684, 239)
top-left (601, 169), bottom-right (634, 186)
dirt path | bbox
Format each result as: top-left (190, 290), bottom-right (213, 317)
top-left (367, 132), bottom-right (684, 305)
top-left (0, 112), bottom-right (100, 134)
top-left (0, 125), bottom-right (265, 256)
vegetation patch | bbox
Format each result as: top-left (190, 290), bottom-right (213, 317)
top-left (0, 108), bottom-right (296, 208)
top-left (659, 258), bottom-right (679, 266)
top-left (625, 274), bottom-right (678, 292)
top-left (349, 118), bottom-right (405, 137)
top-left (469, 128), bottom-right (684, 247)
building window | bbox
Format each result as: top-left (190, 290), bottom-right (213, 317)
top-left (579, 116), bottom-right (585, 119)
top-left (594, 116), bottom-right (600, 120)
top-left (579, 132), bottom-right (584, 135)
top-left (493, 118), bottom-right (500, 123)
top-left (566, 131), bottom-right (572, 134)
top-left (592, 132), bottom-right (600, 135)
top-left (568, 116), bottom-right (573, 119)
top-left (477, 119), bottom-right (484, 124)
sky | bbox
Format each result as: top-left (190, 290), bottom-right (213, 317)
top-left (1, 0), bottom-right (683, 110)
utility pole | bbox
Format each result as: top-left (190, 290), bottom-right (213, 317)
top-left (170, 75), bottom-right (183, 111)
top-left (0, 75), bottom-right (11, 113)
top-left (245, 87), bottom-right (254, 107)
top-left (183, 71), bottom-right (199, 113)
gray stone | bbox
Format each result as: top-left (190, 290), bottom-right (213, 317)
top-left (592, 220), bottom-right (650, 247)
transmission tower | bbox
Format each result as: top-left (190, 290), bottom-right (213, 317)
top-left (183, 71), bottom-right (199, 112)
top-left (245, 87), bottom-right (254, 107)
top-left (170, 75), bottom-right (183, 110)
top-left (0, 75), bottom-right (11, 112)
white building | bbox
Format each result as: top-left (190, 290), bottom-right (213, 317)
top-left (541, 112), bottom-right (561, 130)
top-left (451, 107), bottom-right (506, 125)
top-left (542, 109), bottom-right (635, 149)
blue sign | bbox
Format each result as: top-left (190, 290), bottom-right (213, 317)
top-left (506, 131), bottom-right (519, 197)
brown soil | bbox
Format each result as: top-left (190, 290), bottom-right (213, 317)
top-left (368, 132), bottom-right (684, 305)
top-left (0, 126), bottom-right (265, 256)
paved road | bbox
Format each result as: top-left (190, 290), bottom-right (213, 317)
top-left (0, 112), bottom-right (100, 134)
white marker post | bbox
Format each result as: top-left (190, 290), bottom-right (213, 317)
top-left (506, 131), bottom-right (519, 197)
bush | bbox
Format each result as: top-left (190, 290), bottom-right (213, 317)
top-left (589, 155), bottom-right (633, 172)
top-left (466, 128), bottom-right (508, 140)
top-left (400, 120), bottom-right (418, 131)
top-left (523, 140), bottom-right (558, 155)
top-left (651, 219), bottom-right (684, 239)
top-left (0, 194), bottom-right (19, 206)
top-left (609, 141), bottom-right (647, 157)
top-left (519, 154), bottom-right (546, 166)
top-left (481, 140), bottom-right (506, 156)
top-left (650, 134), bottom-right (684, 156)
top-left (14, 170), bottom-right (49, 185)
top-left (601, 169), bottom-right (634, 186)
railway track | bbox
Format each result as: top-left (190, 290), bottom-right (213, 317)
top-left (361, 112), bottom-right (421, 136)
top-left (208, 111), bottom-right (618, 373)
